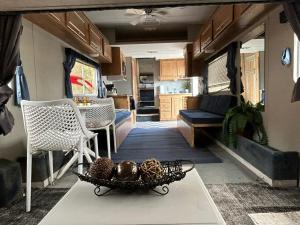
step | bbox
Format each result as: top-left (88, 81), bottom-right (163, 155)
top-left (136, 114), bottom-right (160, 122)
top-left (137, 107), bottom-right (159, 114)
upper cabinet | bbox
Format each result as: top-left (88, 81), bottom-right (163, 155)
top-left (101, 47), bottom-right (126, 77)
top-left (102, 37), bottom-right (112, 62)
top-left (25, 11), bottom-right (112, 64)
top-left (89, 24), bottom-right (103, 53)
top-left (66, 12), bottom-right (89, 44)
top-left (177, 59), bottom-right (185, 79)
top-left (234, 4), bottom-right (251, 20)
top-left (212, 5), bottom-right (234, 39)
top-left (160, 59), bottom-right (185, 81)
top-left (200, 21), bottom-right (213, 51)
top-left (193, 37), bottom-right (201, 59)
top-left (160, 59), bottom-right (178, 81)
top-left (191, 4), bottom-right (274, 61)
top-left (48, 12), bottom-right (66, 26)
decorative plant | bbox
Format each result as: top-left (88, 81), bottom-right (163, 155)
top-left (222, 101), bottom-right (268, 147)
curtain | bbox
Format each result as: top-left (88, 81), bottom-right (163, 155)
top-left (15, 61), bottom-right (30, 106)
top-left (97, 66), bottom-right (103, 98)
top-left (0, 14), bottom-right (22, 135)
top-left (63, 49), bottom-right (76, 98)
top-left (283, 1), bottom-right (300, 41)
top-left (226, 42), bottom-right (244, 95)
top-left (202, 63), bottom-right (209, 94)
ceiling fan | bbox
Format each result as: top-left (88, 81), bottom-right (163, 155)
top-left (125, 8), bottom-right (168, 30)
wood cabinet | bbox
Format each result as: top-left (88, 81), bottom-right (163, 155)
top-left (176, 59), bottom-right (185, 79)
top-left (25, 11), bottom-right (112, 64)
top-left (66, 11), bottom-right (89, 44)
top-left (160, 59), bottom-right (185, 80)
top-left (190, 4), bottom-right (273, 61)
top-left (89, 24), bottom-right (103, 53)
top-left (159, 94), bottom-right (192, 121)
top-left (213, 5), bottom-right (234, 39)
top-left (200, 21), bottom-right (213, 51)
top-left (101, 47), bottom-right (126, 77)
top-left (48, 12), bottom-right (66, 26)
top-left (234, 4), bottom-right (251, 19)
top-left (103, 37), bottom-right (112, 62)
top-left (193, 37), bottom-right (201, 58)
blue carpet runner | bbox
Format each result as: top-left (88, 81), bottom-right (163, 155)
top-left (112, 127), bottom-right (222, 164)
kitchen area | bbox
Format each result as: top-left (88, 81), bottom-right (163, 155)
top-left (102, 47), bottom-right (203, 122)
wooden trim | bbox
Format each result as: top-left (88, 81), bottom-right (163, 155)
top-left (179, 115), bottom-right (222, 128)
top-left (116, 116), bottom-right (132, 149)
top-left (177, 116), bottom-right (195, 148)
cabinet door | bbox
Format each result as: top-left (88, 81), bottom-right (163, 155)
top-left (193, 37), bottom-right (201, 58)
top-left (160, 60), bottom-right (178, 81)
top-left (234, 4), bottom-right (251, 20)
top-left (159, 96), bottom-right (172, 121)
top-left (182, 96), bottom-right (188, 110)
top-left (103, 38), bottom-right (112, 62)
top-left (66, 11), bottom-right (89, 43)
top-left (201, 21), bottom-right (213, 51)
top-left (89, 25), bottom-right (103, 53)
top-left (48, 12), bottom-right (66, 26)
top-left (172, 96), bottom-right (183, 120)
top-left (176, 59), bottom-right (185, 79)
top-left (213, 5), bottom-right (234, 39)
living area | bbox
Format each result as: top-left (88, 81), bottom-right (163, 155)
top-left (1, 1), bottom-right (300, 225)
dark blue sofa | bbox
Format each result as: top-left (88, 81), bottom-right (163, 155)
top-left (180, 95), bottom-right (237, 125)
top-left (178, 95), bottom-right (237, 147)
top-left (115, 110), bottom-right (131, 125)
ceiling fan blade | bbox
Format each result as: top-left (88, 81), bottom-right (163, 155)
top-left (152, 9), bottom-right (168, 16)
top-left (125, 8), bottom-right (145, 16)
top-left (130, 16), bottom-right (145, 26)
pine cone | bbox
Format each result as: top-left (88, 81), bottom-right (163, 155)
top-left (89, 158), bottom-right (115, 180)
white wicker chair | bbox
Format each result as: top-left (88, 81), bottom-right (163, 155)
top-left (21, 99), bottom-right (99, 212)
top-left (86, 97), bottom-right (117, 158)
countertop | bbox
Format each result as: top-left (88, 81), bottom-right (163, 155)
top-left (159, 93), bottom-right (192, 96)
top-left (107, 94), bottom-right (132, 98)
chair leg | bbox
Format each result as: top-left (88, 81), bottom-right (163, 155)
top-left (56, 152), bottom-right (79, 179)
top-left (48, 151), bottom-right (54, 185)
top-left (112, 124), bottom-right (117, 153)
top-left (106, 127), bottom-right (111, 159)
top-left (78, 138), bottom-right (84, 174)
top-left (26, 146), bottom-right (32, 212)
top-left (94, 135), bottom-right (99, 159)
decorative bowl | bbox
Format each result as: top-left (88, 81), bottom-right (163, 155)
top-left (73, 160), bottom-right (194, 196)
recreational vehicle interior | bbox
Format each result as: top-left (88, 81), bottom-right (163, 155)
top-left (0, 1), bottom-right (300, 224)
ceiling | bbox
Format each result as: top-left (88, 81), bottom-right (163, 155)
top-left (116, 42), bottom-right (188, 59)
top-left (85, 5), bottom-right (216, 59)
top-left (86, 5), bottom-right (217, 28)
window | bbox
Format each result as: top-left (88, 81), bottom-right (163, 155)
top-left (208, 53), bottom-right (230, 93)
top-left (294, 34), bottom-right (300, 83)
top-left (240, 29), bottom-right (265, 105)
top-left (71, 61), bottom-right (98, 96)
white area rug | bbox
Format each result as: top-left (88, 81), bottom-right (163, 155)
top-left (249, 211), bottom-right (300, 225)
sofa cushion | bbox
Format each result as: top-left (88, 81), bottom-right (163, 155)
top-left (199, 95), bottom-right (237, 115)
top-left (180, 110), bottom-right (224, 124)
top-left (115, 110), bottom-right (131, 125)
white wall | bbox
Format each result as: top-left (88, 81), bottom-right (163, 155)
top-left (263, 7), bottom-right (300, 153)
top-left (0, 19), bottom-right (66, 160)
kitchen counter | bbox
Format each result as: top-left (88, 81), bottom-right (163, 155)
top-left (159, 93), bottom-right (192, 96)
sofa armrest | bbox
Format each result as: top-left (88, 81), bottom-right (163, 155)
top-left (186, 96), bottom-right (202, 110)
